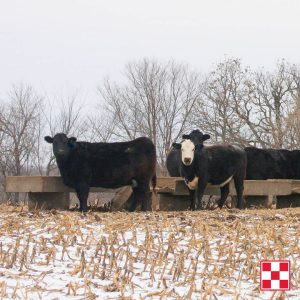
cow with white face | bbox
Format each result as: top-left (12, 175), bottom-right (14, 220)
top-left (172, 140), bottom-right (247, 210)
top-left (179, 139), bottom-right (201, 190)
top-left (166, 129), bottom-right (210, 177)
top-left (181, 139), bottom-right (198, 166)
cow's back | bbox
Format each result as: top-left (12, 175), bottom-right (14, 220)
top-left (290, 150), bottom-right (300, 179)
top-left (59, 137), bottom-right (156, 189)
top-left (245, 147), bottom-right (291, 179)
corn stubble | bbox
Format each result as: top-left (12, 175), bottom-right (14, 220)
top-left (0, 205), bottom-right (299, 299)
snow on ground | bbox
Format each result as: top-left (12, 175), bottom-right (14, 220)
top-left (0, 205), bottom-right (299, 299)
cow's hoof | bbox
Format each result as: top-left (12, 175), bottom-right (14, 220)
top-left (196, 207), bottom-right (204, 211)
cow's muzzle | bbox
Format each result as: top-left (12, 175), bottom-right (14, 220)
top-left (183, 157), bottom-right (192, 165)
top-left (55, 149), bottom-right (66, 157)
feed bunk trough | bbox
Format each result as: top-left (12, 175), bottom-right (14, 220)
top-left (5, 176), bottom-right (300, 210)
top-left (5, 176), bottom-right (133, 211)
top-left (158, 178), bottom-right (300, 210)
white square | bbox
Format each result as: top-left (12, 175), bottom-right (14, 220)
top-left (271, 280), bottom-right (280, 290)
top-left (260, 260), bottom-right (290, 291)
top-left (280, 271), bottom-right (289, 280)
top-left (261, 271), bottom-right (271, 280)
top-left (271, 262), bottom-right (280, 271)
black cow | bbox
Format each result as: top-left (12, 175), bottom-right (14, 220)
top-left (290, 150), bottom-right (300, 179)
top-left (245, 147), bottom-right (300, 208)
top-left (45, 133), bottom-right (156, 212)
top-left (245, 147), bottom-right (296, 179)
top-left (166, 130), bottom-right (210, 176)
top-left (172, 140), bottom-right (247, 210)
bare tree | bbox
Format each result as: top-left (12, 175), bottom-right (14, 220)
top-left (0, 84), bottom-right (43, 176)
top-left (0, 84), bottom-right (43, 201)
top-left (45, 94), bottom-right (87, 137)
top-left (285, 89), bottom-right (300, 149)
top-left (194, 58), bottom-right (300, 149)
top-left (87, 110), bottom-right (115, 142)
top-left (43, 94), bottom-right (87, 175)
top-left (193, 58), bottom-right (248, 144)
top-left (0, 129), bottom-right (8, 200)
top-left (30, 111), bottom-right (46, 175)
top-left (231, 60), bottom-right (300, 148)
top-left (99, 58), bottom-right (203, 173)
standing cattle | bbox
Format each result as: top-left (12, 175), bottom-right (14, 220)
top-left (45, 133), bottom-right (156, 212)
top-left (290, 150), bottom-right (300, 179)
top-left (172, 140), bottom-right (247, 210)
top-left (166, 129), bottom-right (210, 176)
top-left (244, 147), bottom-right (300, 208)
top-left (245, 147), bottom-right (295, 179)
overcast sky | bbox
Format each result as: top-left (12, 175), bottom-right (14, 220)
top-left (0, 0), bottom-right (299, 105)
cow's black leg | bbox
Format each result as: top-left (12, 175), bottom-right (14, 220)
top-left (141, 189), bottom-right (150, 211)
top-left (127, 191), bottom-right (138, 212)
top-left (141, 180), bottom-right (151, 211)
top-left (189, 189), bottom-right (196, 210)
top-left (129, 182), bottom-right (150, 212)
top-left (75, 183), bottom-right (89, 212)
top-left (196, 180), bottom-right (207, 210)
top-left (218, 184), bottom-right (230, 209)
top-left (233, 174), bottom-right (245, 209)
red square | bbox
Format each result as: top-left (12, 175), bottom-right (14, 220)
top-left (271, 271), bottom-right (280, 280)
top-left (280, 262), bottom-right (289, 271)
top-left (262, 262), bottom-right (271, 271)
top-left (262, 280), bottom-right (271, 289)
top-left (260, 260), bottom-right (290, 291)
top-left (280, 280), bottom-right (289, 289)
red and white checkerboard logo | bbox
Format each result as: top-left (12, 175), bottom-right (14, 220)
top-left (260, 260), bottom-right (290, 291)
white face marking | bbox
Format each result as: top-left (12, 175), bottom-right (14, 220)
top-left (186, 176), bottom-right (199, 190)
top-left (219, 175), bottom-right (233, 187)
top-left (181, 139), bottom-right (195, 165)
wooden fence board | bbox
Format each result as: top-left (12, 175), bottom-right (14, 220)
top-left (6, 176), bottom-right (300, 196)
top-left (5, 176), bottom-right (130, 193)
top-left (174, 179), bottom-right (298, 196)
top-left (5, 176), bottom-right (300, 211)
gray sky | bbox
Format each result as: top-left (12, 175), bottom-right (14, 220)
top-left (0, 0), bottom-right (299, 105)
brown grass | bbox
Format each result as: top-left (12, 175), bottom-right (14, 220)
top-left (0, 204), bottom-right (299, 299)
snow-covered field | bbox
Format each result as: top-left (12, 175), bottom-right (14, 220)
top-left (0, 205), bottom-right (299, 299)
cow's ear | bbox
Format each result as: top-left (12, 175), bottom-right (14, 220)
top-left (182, 134), bottom-right (190, 140)
top-left (172, 143), bottom-right (182, 149)
top-left (195, 144), bottom-right (203, 152)
top-left (44, 136), bottom-right (53, 143)
top-left (68, 137), bottom-right (77, 143)
top-left (203, 134), bottom-right (210, 141)
top-left (68, 137), bottom-right (77, 148)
